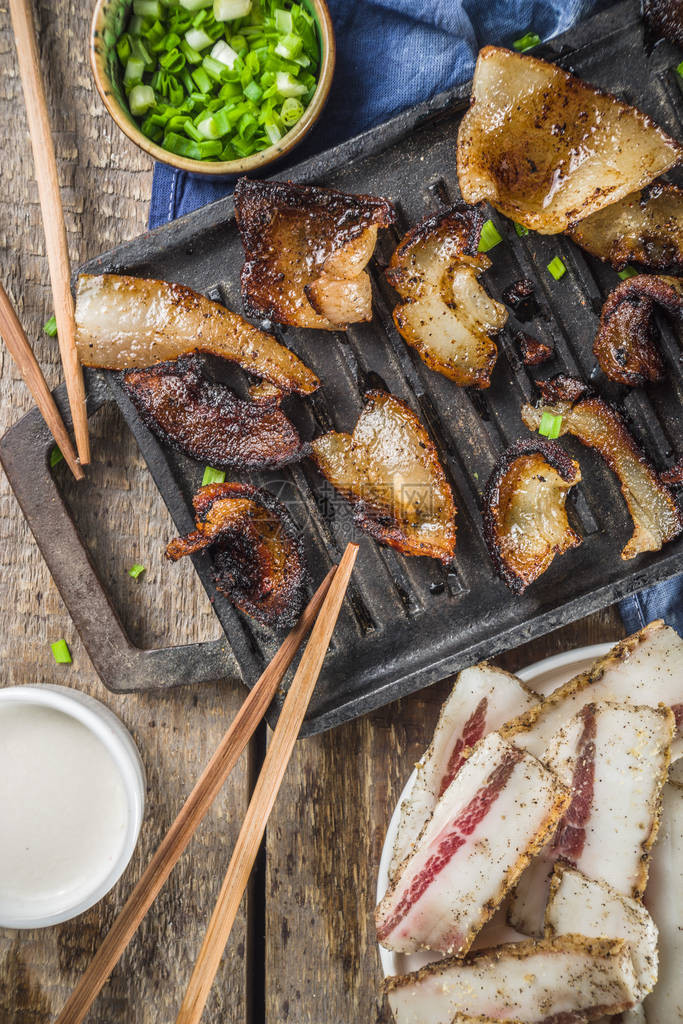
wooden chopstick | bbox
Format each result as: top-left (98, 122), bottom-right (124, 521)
top-left (55, 566), bottom-right (338, 1024)
top-left (0, 283), bottom-right (83, 481)
top-left (9, 0), bottom-right (90, 465)
top-left (176, 542), bottom-right (359, 1024)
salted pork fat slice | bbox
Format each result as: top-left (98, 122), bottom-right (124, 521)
top-left (389, 664), bottom-right (540, 881)
top-left (375, 732), bottom-right (569, 956)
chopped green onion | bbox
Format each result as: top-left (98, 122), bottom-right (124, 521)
top-left (275, 70), bottom-right (306, 96)
top-left (180, 0), bottom-right (213, 10)
top-left (129, 84), bottom-right (156, 116)
top-left (134, 0), bottom-right (163, 17)
top-left (677, 60), bottom-right (683, 78)
top-left (275, 32), bottom-right (303, 60)
top-left (51, 639), bottom-right (72, 664)
top-left (274, 8), bottom-right (292, 32)
top-left (124, 56), bottom-right (146, 86)
top-left (211, 38), bottom-right (239, 67)
top-left (49, 446), bottom-right (64, 468)
top-left (280, 95), bottom-right (303, 126)
top-left (618, 266), bottom-right (638, 280)
top-left (185, 26), bottom-right (213, 50)
top-left (43, 314), bottom-right (58, 337)
top-left (513, 221), bottom-right (529, 237)
top-left (538, 411), bottom-right (563, 439)
top-left (547, 256), bottom-right (566, 280)
top-left (478, 219), bottom-right (503, 253)
top-left (214, 0), bottom-right (251, 18)
top-left (265, 120), bottom-right (282, 144)
top-left (202, 466), bottom-right (226, 485)
top-left (513, 32), bottom-right (541, 52)
top-left (191, 65), bottom-right (213, 92)
top-left (128, 563), bottom-right (146, 579)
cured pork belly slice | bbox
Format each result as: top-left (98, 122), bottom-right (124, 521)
top-left (386, 205), bottom-right (507, 389)
top-left (384, 935), bottom-right (639, 1024)
top-left (457, 47), bottom-right (682, 234)
top-left (389, 664), bottom-right (540, 881)
top-left (643, 782), bottom-right (683, 1024)
top-left (234, 177), bottom-right (395, 330)
top-left (74, 273), bottom-right (319, 395)
top-left (545, 866), bottom-right (658, 1000)
top-left (521, 383), bottom-right (682, 559)
top-left (501, 621), bottom-right (683, 761)
top-left (311, 391), bottom-right (457, 563)
top-left (568, 182), bottom-right (683, 272)
top-left (375, 732), bottom-right (569, 956)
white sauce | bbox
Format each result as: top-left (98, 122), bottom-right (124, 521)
top-left (0, 703), bottom-right (128, 916)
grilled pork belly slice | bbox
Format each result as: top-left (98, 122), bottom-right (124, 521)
top-left (234, 177), bottom-right (395, 330)
top-left (545, 866), bottom-right (658, 1000)
top-left (386, 204), bottom-right (507, 388)
top-left (482, 438), bottom-right (582, 593)
top-left (569, 182), bottom-right (683, 271)
top-left (593, 274), bottom-right (683, 386)
top-left (166, 483), bottom-right (307, 629)
top-left (457, 47), bottom-right (682, 234)
top-left (122, 355), bottom-right (307, 471)
top-left (521, 380), bottom-right (682, 559)
top-left (389, 664), bottom-right (540, 881)
top-left (75, 273), bottom-right (319, 395)
top-left (502, 621), bottom-right (683, 761)
top-left (311, 391), bottom-right (457, 563)
top-left (385, 935), bottom-right (639, 1024)
top-left (375, 732), bottom-right (569, 956)
top-left (643, 781), bottom-right (682, 1024)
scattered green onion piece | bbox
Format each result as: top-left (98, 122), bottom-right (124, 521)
top-left (43, 314), bottom-right (58, 337)
top-left (124, 56), bottom-right (146, 86)
top-left (478, 219), bottom-right (503, 253)
top-left (129, 84), bottom-right (156, 116)
top-left (513, 32), bottom-right (541, 51)
top-left (128, 563), bottom-right (146, 579)
top-left (547, 256), bottom-right (566, 280)
top-left (214, 0), bottom-right (251, 17)
top-left (180, 38), bottom-right (203, 63)
top-left (191, 65), bottom-right (213, 92)
top-left (677, 60), bottom-right (683, 78)
top-left (211, 38), bottom-right (239, 67)
top-left (202, 54), bottom-right (227, 79)
top-left (538, 411), bottom-right (563, 439)
top-left (274, 8), bottom-right (292, 32)
top-left (513, 221), bottom-right (529, 237)
top-left (618, 266), bottom-right (638, 280)
top-left (160, 47), bottom-right (186, 72)
top-left (244, 79), bottom-right (262, 102)
top-left (275, 32), bottom-right (302, 60)
top-left (275, 70), bottom-right (306, 96)
top-left (51, 639), bottom-right (72, 664)
top-left (49, 446), bottom-right (64, 468)
top-left (185, 26), bottom-right (213, 50)
top-left (202, 466), bottom-right (226, 485)
top-left (134, 0), bottom-right (163, 17)
top-left (280, 95), bottom-right (303, 125)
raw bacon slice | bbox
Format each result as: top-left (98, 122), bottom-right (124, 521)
top-left (457, 47), bottom-right (682, 234)
top-left (643, 782), bottom-right (683, 1024)
top-left (545, 866), bottom-right (658, 1000)
top-left (384, 935), bottom-right (639, 1024)
top-left (375, 732), bottom-right (569, 956)
top-left (389, 664), bottom-right (540, 881)
top-left (501, 621), bottom-right (683, 761)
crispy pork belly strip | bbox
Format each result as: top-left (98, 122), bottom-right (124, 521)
top-left (234, 177), bottom-right (395, 330)
top-left (521, 382), bottom-right (682, 559)
top-left (568, 182), bottom-right (683, 271)
top-left (545, 866), bottom-right (658, 1000)
top-left (457, 47), bottom-right (682, 235)
top-left (311, 391), bottom-right (457, 563)
top-left (386, 204), bottom-right (507, 388)
top-left (385, 935), bottom-right (639, 1024)
top-left (166, 482), bottom-right (307, 629)
top-left (482, 438), bottom-right (582, 593)
top-left (501, 621), bottom-right (683, 760)
top-left (389, 664), bottom-right (540, 881)
top-left (122, 355), bottom-right (307, 471)
top-left (643, 782), bottom-right (683, 1024)
top-left (75, 273), bottom-right (319, 395)
top-left (375, 732), bottom-right (569, 956)
top-left (593, 274), bottom-right (683, 386)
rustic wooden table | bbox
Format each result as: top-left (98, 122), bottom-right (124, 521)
top-left (0, 3), bottom-right (624, 1022)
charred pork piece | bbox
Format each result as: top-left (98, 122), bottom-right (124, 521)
top-left (515, 332), bottom-right (552, 365)
top-left (122, 355), bottom-right (307, 471)
top-left (502, 278), bottom-right (539, 322)
top-left (386, 204), bottom-right (508, 388)
top-left (483, 438), bottom-right (582, 593)
top-left (521, 380), bottom-right (682, 558)
top-left (166, 483), bottom-right (307, 629)
top-left (457, 47), bottom-right (682, 234)
top-left (569, 182), bottom-right (683, 271)
top-left (593, 274), bottom-right (683, 386)
top-left (375, 732), bottom-right (569, 956)
top-left (75, 273), bottom-right (319, 395)
top-left (389, 664), bottom-right (540, 882)
top-left (661, 456), bottom-right (683, 486)
top-left (311, 391), bottom-right (457, 563)
top-left (385, 935), bottom-right (640, 1024)
top-left (642, 0), bottom-right (683, 47)
top-left (234, 177), bottom-right (395, 330)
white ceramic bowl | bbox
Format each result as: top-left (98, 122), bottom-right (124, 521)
top-left (0, 685), bottom-right (145, 929)
top-left (376, 642), bottom-right (613, 979)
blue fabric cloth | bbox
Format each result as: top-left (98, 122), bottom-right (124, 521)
top-left (148, 0), bottom-right (682, 636)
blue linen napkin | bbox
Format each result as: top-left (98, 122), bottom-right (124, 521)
top-left (148, 0), bottom-right (682, 635)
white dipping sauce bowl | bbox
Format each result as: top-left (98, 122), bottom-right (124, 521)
top-left (0, 685), bottom-right (145, 929)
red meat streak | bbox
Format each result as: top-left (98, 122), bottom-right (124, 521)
top-left (551, 704), bottom-right (597, 863)
top-left (377, 746), bottom-right (523, 943)
top-left (437, 697), bottom-right (489, 798)
top-left (671, 703), bottom-right (682, 730)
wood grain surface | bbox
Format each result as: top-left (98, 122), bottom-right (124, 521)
top-left (0, 3), bottom-right (624, 1022)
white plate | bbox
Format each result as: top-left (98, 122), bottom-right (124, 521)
top-left (376, 642), bottom-right (613, 979)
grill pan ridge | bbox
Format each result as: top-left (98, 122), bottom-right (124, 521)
top-left (4, 0), bottom-right (682, 734)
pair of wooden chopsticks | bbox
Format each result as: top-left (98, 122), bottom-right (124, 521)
top-left (56, 543), bottom-right (358, 1024)
top-left (7, 0), bottom-right (89, 471)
